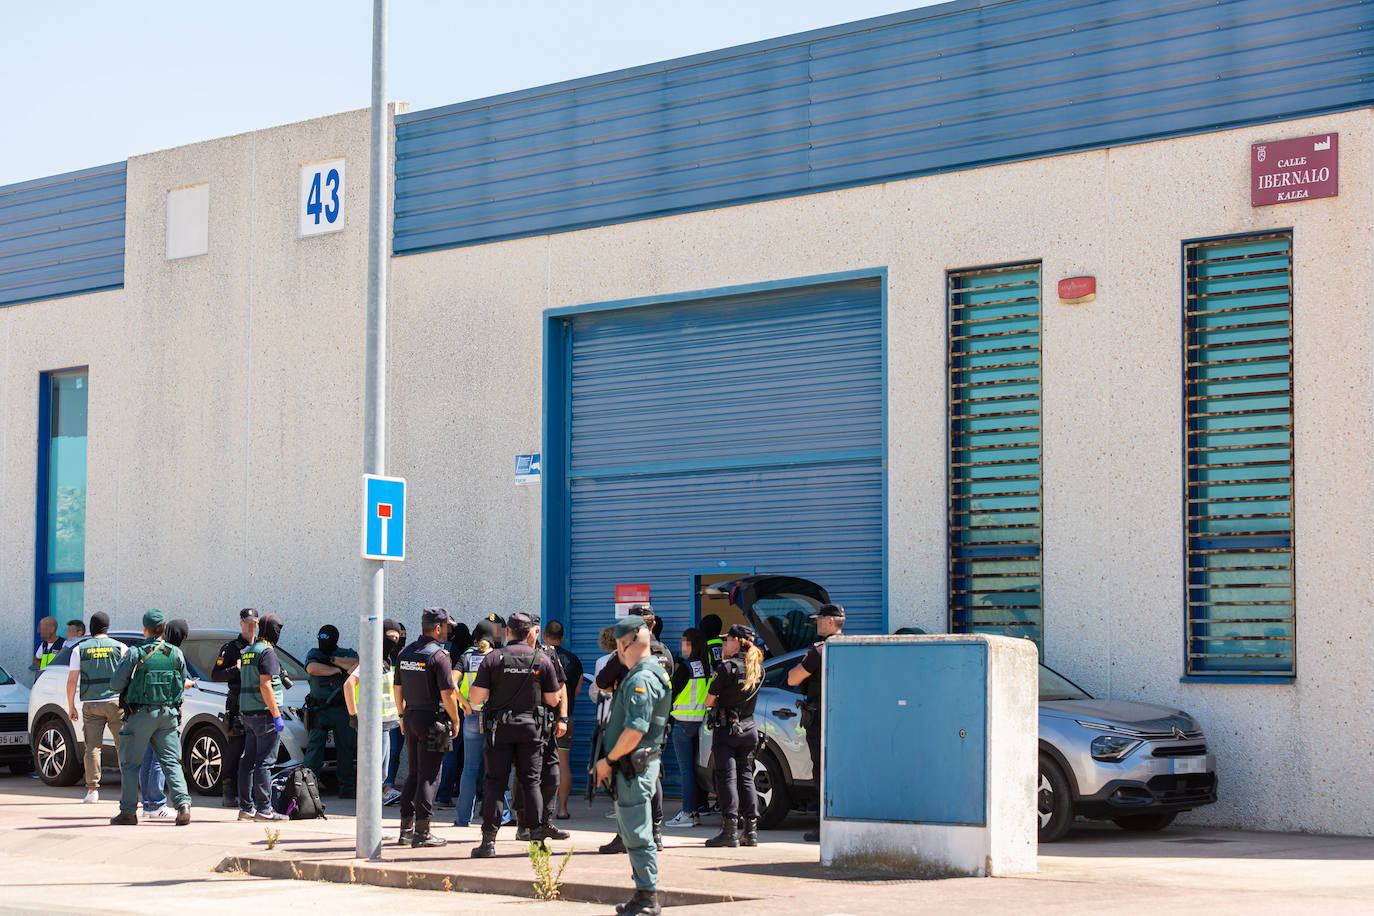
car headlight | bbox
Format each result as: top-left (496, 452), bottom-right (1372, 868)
top-left (1090, 735), bottom-right (1142, 762)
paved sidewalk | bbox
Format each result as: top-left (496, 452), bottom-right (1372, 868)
top-left (2, 776), bottom-right (1372, 914)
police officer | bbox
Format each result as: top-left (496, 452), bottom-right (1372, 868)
top-left (303, 624), bottom-right (359, 797)
top-left (210, 608), bottom-right (258, 808)
top-left (665, 627), bottom-right (708, 827)
top-left (594, 603), bottom-right (674, 853)
top-left (704, 624), bottom-right (764, 848)
top-left (33, 615), bottom-right (65, 671)
top-left (394, 607), bottom-right (460, 848)
top-left (543, 620), bottom-right (583, 821)
top-left (108, 609), bottom-right (191, 826)
top-left (452, 617), bottom-right (500, 827)
top-left (467, 611), bottom-right (561, 858)
top-left (65, 611), bottom-right (126, 804)
top-left (238, 613), bottom-right (288, 821)
top-left (699, 614), bottom-right (725, 669)
top-left (517, 615), bottom-right (571, 843)
top-left (594, 615), bottom-right (671, 916)
top-left (788, 601), bottom-right (844, 842)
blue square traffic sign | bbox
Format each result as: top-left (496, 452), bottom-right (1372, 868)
top-left (362, 475), bottom-right (406, 561)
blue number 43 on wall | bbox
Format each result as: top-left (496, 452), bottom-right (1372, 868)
top-left (306, 168), bottom-right (341, 225)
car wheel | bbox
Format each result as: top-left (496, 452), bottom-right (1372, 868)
top-left (1037, 754), bottom-right (1074, 843)
top-left (753, 749), bottom-right (791, 830)
top-left (184, 725), bottom-right (228, 796)
top-left (1113, 812), bottom-right (1177, 832)
top-left (34, 717), bottom-right (82, 787)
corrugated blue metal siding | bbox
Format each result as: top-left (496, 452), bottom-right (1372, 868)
top-left (394, 0), bottom-right (1374, 255)
top-left (0, 162), bottom-right (126, 308)
top-left (559, 278), bottom-right (884, 791)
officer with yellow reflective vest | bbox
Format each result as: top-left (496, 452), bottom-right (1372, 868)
top-left (344, 618), bottom-right (403, 786)
top-left (108, 609), bottom-right (192, 826)
top-left (665, 627), bottom-right (709, 827)
top-left (33, 615), bottom-right (65, 671)
top-left (66, 612), bottom-right (127, 804)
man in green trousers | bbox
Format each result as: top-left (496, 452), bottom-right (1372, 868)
top-left (108, 609), bottom-right (191, 826)
top-left (594, 615), bottom-right (671, 916)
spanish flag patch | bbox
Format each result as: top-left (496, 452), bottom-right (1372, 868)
top-left (634, 686), bottom-right (646, 694)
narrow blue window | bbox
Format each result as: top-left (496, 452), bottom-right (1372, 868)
top-left (36, 369), bottom-right (88, 629)
top-left (1184, 234), bottom-right (1294, 677)
top-left (947, 264), bottom-right (1043, 647)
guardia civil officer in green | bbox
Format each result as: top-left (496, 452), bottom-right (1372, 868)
top-left (108, 609), bottom-right (192, 826)
top-left (65, 611), bottom-right (126, 804)
top-left (594, 615), bottom-right (671, 916)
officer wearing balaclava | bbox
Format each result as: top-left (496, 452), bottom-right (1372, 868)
top-left (303, 623), bottom-right (359, 797)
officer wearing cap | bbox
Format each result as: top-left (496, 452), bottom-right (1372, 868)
top-left (704, 624), bottom-right (765, 848)
top-left (303, 623), bottom-right (359, 797)
top-left (467, 611), bottom-right (561, 858)
top-left (108, 609), bottom-right (192, 826)
top-left (594, 603), bottom-right (674, 854)
top-left (211, 608), bottom-right (259, 808)
top-left (594, 615), bottom-right (672, 916)
top-left (394, 607), bottom-right (461, 848)
top-left (788, 601), bottom-right (845, 842)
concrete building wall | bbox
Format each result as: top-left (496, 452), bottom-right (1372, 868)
top-left (0, 104), bottom-right (1368, 834)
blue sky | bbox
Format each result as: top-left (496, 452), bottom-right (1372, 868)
top-left (1, 1), bottom-right (942, 187)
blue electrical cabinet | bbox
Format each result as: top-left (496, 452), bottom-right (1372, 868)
top-left (824, 640), bottom-right (988, 826)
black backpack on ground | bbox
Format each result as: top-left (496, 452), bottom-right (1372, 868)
top-left (270, 765), bottom-right (327, 820)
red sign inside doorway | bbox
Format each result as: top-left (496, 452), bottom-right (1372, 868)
top-left (614, 583), bottom-right (651, 619)
top-left (1251, 133), bottom-right (1338, 207)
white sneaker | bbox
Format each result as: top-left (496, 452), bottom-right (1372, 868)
top-left (254, 810), bottom-right (286, 822)
top-left (665, 810), bottom-right (699, 827)
top-left (382, 787), bottom-right (402, 806)
top-left (604, 808), bottom-right (619, 819)
top-left (82, 789), bottom-right (98, 804)
top-left (147, 806), bottom-right (178, 820)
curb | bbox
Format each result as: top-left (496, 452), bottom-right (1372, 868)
top-left (215, 855), bottom-right (752, 907)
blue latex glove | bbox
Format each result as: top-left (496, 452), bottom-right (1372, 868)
top-left (272, 715), bottom-right (285, 733)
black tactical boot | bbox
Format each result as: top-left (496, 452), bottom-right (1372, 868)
top-left (470, 831), bottom-right (497, 858)
top-left (740, 816), bottom-right (758, 846)
top-left (652, 817), bottom-right (663, 851)
top-left (599, 832), bottom-right (626, 854)
top-left (542, 821), bottom-right (571, 841)
top-left (704, 815), bottom-right (739, 848)
top-left (516, 825), bottom-right (531, 841)
top-left (803, 829), bottom-right (819, 842)
top-left (617, 890), bottom-right (662, 915)
top-left (412, 819), bottom-right (447, 848)
top-left (175, 804), bottom-right (192, 826)
top-left (109, 810), bottom-right (137, 826)
top-left (396, 814), bottom-right (414, 845)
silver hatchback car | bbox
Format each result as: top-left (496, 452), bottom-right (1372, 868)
top-left (27, 629), bottom-right (314, 795)
top-left (693, 575), bottom-right (1218, 841)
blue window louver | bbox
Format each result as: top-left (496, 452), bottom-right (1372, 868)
top-left (947, 265), bottom-right (1043, 648)
top-left (1184, 233), bottom-right (1294, 677)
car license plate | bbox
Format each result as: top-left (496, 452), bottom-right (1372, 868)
top-left (1173, 757), bottom-right (1206, 775)
top-left (0, 733), bottom-right (26, 746)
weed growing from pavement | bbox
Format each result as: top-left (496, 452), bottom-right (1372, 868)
top-left (529, 841), bottom-right (573, 900)
top-left (264, 827), bottom-right (281, 850)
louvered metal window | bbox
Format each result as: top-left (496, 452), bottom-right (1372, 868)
top-left (947, 264), bottom-right (1043, 647)
top-left (1184, 233), bottom-right (1294, 677)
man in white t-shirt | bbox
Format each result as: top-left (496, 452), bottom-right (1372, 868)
top-left (65, 612), bottom-right (126, 803)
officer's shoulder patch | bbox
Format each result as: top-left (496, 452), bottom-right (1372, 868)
top-left (633, 685), bottom-right (646, 694)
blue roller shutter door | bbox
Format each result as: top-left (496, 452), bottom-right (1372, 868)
top-left (560, 278), bottom-right (884, 781)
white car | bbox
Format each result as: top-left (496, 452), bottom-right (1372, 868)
top-left (27, 630), bottom-right (313, 795)
top-left (0, 662), bottom-right (33, 774)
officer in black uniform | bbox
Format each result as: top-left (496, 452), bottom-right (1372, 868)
top-left (594, 603), bottom-right (675, 854)
top-left (467, 611), bottom-right (562, 858)
top-left (788, 601), bottom-right (844, 842)
top-left (394, 607), bottom-right (461, 848)
top-left (704, 624), bottom-right (764, 848)
top-left (210, 608), bottom-right (259, 808)
top-left (519, 615), bottom-right (571, 843)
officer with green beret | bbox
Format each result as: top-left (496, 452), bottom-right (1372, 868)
top-left (108, 609), bottom-right (191, 826)
top-left (594, 615), bottom-right (671, 916)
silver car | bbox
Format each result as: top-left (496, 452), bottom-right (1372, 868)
top-left (27, 629), bottom-right (314, 795)
top-left (693, 574), bottom-right (1217, 840)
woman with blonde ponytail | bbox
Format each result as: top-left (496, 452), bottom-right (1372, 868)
top-left (702, 624), bottom-right (764, 849)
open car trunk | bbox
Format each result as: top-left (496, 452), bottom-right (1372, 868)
top-left (701, 575), bottom-right (829, 657)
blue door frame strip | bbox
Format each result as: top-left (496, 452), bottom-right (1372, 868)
top-left (0, 162), bottom-right (126, 308)
top-left (393, 0), bottom-right (1374, 256)
top-left (35, 368), bottom-right (89, 631)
